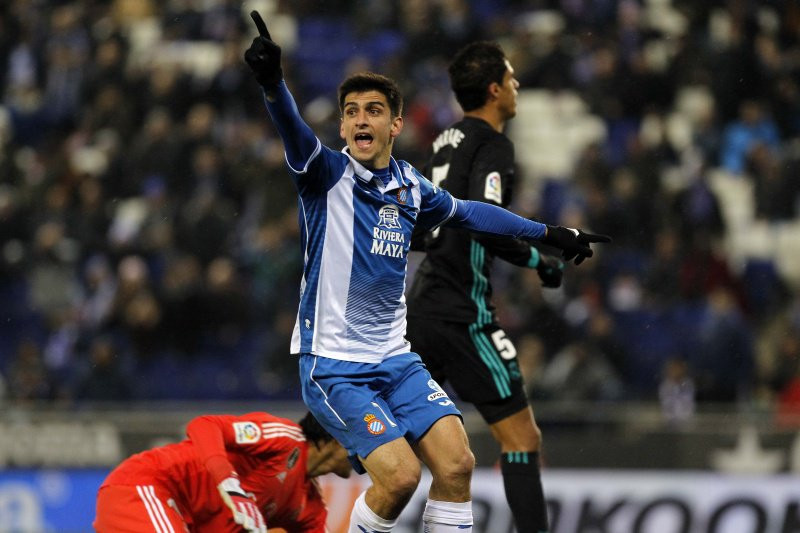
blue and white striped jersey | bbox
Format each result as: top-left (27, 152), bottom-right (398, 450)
top-left (287, 141), bottom-right (457, 363)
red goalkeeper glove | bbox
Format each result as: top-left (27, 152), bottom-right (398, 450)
top-left (217, 476), bottom-right (267, 533)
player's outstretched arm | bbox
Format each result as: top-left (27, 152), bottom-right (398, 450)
top-left (244, 10), bottom-right (318, 170)
top-left (445, 199), bottom-right (610, 265)
top-left (530, 247), bottom-right (565, 287)
top-left (541, 225), bottom-right (612, 265)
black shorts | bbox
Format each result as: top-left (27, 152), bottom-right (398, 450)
top-left (406, 316), bottom-right (529, 425)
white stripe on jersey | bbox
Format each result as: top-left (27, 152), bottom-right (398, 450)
top-left (136, 485), bottom-right (175, 533)
top-left (260, 423), bottom-right (305, 441)
top-left (261, 429), bottom-right (306, 441)
top-left (261, 422), bottom-right (304, 432)
top-left (314, 166), bottom-right (355, 355)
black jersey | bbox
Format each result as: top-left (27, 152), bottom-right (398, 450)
top-left (407, 117), bottom-right (535, 324)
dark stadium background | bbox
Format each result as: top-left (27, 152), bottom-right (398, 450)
top-left (0, 1), bottom-right (798, 531)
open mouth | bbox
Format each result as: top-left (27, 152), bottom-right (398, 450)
top-left (354, 132), bottom-right (373, 150)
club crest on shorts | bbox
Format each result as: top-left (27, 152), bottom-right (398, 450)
top-left (364, 413), bottom-right (386, 435)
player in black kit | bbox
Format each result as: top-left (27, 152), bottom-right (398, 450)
top-left (407, 42), bottom-right (609, 533)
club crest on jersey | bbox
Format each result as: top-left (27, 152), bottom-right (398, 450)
top-left (484, 171), bottom-right (502, 204)
top-left (378, 204), bottom-right (401, 229)
top-left (427, 379), bottom-right (454, 406)
top-left (364, 413), bottom-right (386, 435)
top-left (287, 447), bottom-right (300, 469)
top-left (233, 421), bottom-right (261, 444)
top-left (396, 186), bottom-right (408, 205)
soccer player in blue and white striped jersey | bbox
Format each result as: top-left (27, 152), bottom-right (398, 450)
top-left (244, 11), bottom-right (609, 533)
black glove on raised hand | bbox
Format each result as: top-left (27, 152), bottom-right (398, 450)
top-left (542, 225), bottom-right (611, 265)
top-left (536, 254), bottom-right (565, 288)
top-left (244, 11), bottom-right (283, 91)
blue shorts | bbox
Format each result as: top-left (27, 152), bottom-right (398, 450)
top-left (299, 352), bottom-right (462, 473)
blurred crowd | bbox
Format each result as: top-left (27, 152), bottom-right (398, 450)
top-left (0, 0), bottom-right (799, 425)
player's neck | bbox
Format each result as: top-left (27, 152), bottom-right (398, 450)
top-left (463, 107), bottom-right (505, 133)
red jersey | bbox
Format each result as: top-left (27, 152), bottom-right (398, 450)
top-left (100, 412), bottom-right (327, 532)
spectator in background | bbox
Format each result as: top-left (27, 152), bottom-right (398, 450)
top-left (7, 339), bottom-right (52, 402)
top-left (74, 336), bottom-right (132, 401)
top-left (720, 100), bottom-right (780, 175)
top-left (200, 256), bottom-right (251, 347)
top-left (533, 340), bottom-right (624, 403)
top-left (767, 330), bottom-right (800, 428)
top-left (659, 357), bottom-right (696, 427)
top-left (694, 287), bottom-right (754, 402)
top-left (748, 142), bottom-right (800, 222)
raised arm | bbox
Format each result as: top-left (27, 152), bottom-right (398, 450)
top-left (244, 11), bottom-right (318, 170)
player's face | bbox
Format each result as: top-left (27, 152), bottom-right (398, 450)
top-left (316, 439), bottom-right (353, 478)
top-left (340, 90), bottom-right (403, 169)
top-left (497, 60), bottom-right (519, 120)
top-left (330, 443), bottom-right (353, 478)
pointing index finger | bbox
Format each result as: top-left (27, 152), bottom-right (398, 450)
top-left (250, 10), bottom-right (271, 40)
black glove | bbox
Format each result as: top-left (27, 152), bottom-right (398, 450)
top-left (244, 11), bottom-right (283, 91)
top-left (536, 254), bottom-right (564, 288)
top-left (542, 225), bottom-right (611, 265)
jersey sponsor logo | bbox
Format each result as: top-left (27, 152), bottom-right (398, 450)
top-left (431, 127), bottom-right (465, 153)
top-left (372, 209), bottom-right (406, 259)
top-left (233, 421), bottom-right (261, 444)
top-left (364, 413), bottom-right (386, 435)
top-left (378, 204), bottom-right (401, 229)
top-left (484, 171), bottom-right (502, 204)
top-left (427, 379), bottom-right (454, 406)
top-left (370, 239), bottom-right (404, 258)
top-left (397, 186), bottom-right (408, 205)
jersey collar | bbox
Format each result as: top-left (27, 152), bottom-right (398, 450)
top-left (341, 148), bottom-right (412, 192)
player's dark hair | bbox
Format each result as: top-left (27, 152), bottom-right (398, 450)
top-left (338, 72), bottom-right (403, 117)
top-left (448, 41), bottom-right (508, 112)
top-left (298, 411), bottom-right (335, 447)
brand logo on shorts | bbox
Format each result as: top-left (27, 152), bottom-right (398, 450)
top-left (427, 379), bottom-right (454, 406)
top-left (364, 413), bottom-right (386, 435)
top-left (233, 421), bottom-right (261, 444)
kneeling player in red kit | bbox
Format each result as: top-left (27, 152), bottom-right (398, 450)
top-left (94, 411), bottom-right (352, 532)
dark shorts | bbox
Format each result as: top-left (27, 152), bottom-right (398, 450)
top-left (406, 316), bottom-right (529, 425)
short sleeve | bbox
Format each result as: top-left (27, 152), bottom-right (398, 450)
top-left (467, 138), bottom-right (514, 207)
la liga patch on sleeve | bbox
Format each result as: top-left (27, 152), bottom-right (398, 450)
top-left (484, 171), bottom-right (502, 204)
top-left (233, 421), bottom-right (261, 444)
